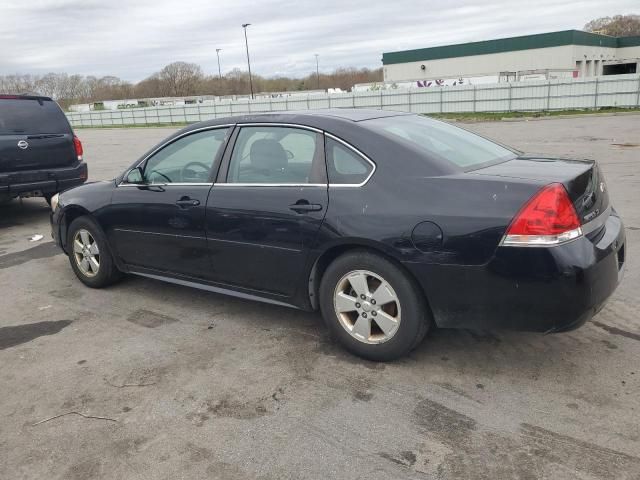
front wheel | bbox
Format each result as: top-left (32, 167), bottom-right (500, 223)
top-left (319, 250), bottom-right (430, 361)
top-left (67, 216), bottom-right (122, 288)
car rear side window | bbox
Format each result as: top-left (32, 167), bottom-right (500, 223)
top-left (364, 115), bottom-right (516, 169)
top-left (0, 98), bottom-right (71, 134)
top-left (227, 126), bottom-right (324, 184)
top-left (325, 137), bottom-right (373, 185)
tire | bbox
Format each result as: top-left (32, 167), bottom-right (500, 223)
top-left (319, 250), bottom-right (431, 361)
top-left (44, 194), bottom-right (53, 206)
top-left (67, 216), bottom-right (123, 288)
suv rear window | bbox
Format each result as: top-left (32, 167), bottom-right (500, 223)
top-left (0, 98), bottom-right (71, 134)
top-left (363, 115), bottom-right (516, 169)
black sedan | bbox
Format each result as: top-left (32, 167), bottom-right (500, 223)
top-left (50, 109), bottom-right (625, 361)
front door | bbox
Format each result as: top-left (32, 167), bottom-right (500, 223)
top-left (206, 125), bottom-right (328, 297)
top-left (108, 127), bottom-right (231, 279)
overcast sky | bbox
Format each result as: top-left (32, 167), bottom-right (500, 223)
top-left (1, 0), bottom-right (638, 81)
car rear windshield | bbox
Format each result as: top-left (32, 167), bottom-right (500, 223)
top-left (0, 98), bottom-right (71, 134)
top-left (364, 115), bottom-right (516, 169)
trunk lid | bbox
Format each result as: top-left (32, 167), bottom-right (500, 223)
top-left (471, 156), bottom-right (609, 225)
top-left (0, 97), bottom-right (76, 172)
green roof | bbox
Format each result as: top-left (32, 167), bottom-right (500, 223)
top-left (618, 35), bottom-right (640, 48)
top-left (382, 30), bottom-right (640, 65)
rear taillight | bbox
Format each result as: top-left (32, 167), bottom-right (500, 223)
top-left (502, 183), bottom-right (582, 247)
top-left (73, 135), bottom-right (83, 161)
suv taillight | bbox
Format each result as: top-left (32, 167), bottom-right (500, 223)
top-left (501, 183), bottom-right (582, 247)
top-left (73, 135), bottom-right (83, 161)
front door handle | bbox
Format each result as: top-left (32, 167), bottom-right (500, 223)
top-left (175, 197), bottom-right (200, 208)
top-left (289, 201), bottom-right (323, 213)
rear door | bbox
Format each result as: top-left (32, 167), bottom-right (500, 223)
top-left (0, 96), bottom-right (75, 173)
top-left (205, 124), bottom-right (328, 297)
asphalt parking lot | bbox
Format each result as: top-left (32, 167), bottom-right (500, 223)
top-left (1, 114), bottom-right (639, 479)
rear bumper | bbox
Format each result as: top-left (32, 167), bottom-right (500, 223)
top-left (404, 210), bottom-right (625, 332)
top-left (0, 162), bottom-right (87, 197)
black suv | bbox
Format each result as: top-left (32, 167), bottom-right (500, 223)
top-left (0, 94), bottom-right (87, 205)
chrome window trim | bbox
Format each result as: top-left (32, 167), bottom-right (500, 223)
top-left (215, 128), bottom-right (376, 188)
top-left (117, 122), bottom-right (377, 189)
top-left (236, 122), bottom-right (323, 133)
top-left (213, 183), bottom-right (327, 187)
top-left (118, 124), bottom-right (235, 187)
top-left (117, 183), bottom-right (214, 187)
top-left (324, 133), bottom-right (376, 188)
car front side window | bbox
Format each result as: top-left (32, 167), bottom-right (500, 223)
top-left (143, 128), bottom-right (229, 184)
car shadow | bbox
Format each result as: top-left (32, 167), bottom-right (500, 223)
top-left (0, 197), bottom-right (51, 228)
top-left (107, 274), bottom-right (604, 376)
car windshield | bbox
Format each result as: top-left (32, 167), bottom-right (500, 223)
top-left (0, 98), bottom-right (71, 134)
top-left (364, 115), bottom-right (517, 169)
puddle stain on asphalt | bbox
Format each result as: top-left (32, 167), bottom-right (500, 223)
top-left (0, 242), bottom-right (60, 269)
top-left (0, 320), bottom-right (73, 350)
top-left (408, 398), bottom-right (640, 478)
top-left (127, 309), bottom-right (178, 328)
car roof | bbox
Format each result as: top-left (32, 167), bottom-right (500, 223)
top-left (0, 94), bottom-right (54, 101)
top-left (266, 109), bottom-right (412, 122)
top-left (183, 108), bottom-right (414, 133)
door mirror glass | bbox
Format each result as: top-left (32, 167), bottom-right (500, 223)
top-left (126, 167), bottom-right (144, 184)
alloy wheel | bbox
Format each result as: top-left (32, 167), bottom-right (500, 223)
top-left (73, 229), bottom-right (100, 277)
top-left (333, 269), bottom-right (401, 344)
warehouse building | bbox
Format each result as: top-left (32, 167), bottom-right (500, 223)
top-left (382, 30), bottom-right (640, 85)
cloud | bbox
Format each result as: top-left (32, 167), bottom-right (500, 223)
top-left (1, 0), bottom-right (638, 81)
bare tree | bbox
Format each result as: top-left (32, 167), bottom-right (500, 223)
top-left (584, 14), bottom-right (640, 36)
top-left (157, 61), bottom-right (203, 97)
top-left (135, 73), bottom-right (165, 98)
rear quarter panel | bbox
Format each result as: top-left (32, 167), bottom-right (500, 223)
top-left (319, 172), bottom-right (542, 267)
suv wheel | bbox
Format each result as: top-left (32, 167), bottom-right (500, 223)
top-left (67, 216), bottom-right (122, 288)
top-left (319, 250), bottom-right (430, 361)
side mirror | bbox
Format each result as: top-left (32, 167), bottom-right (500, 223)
top-left (126, 167), bottom-right (144, 184)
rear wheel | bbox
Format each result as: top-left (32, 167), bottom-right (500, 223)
top-left (319, 250), bottom-right (430, 361)
top-left (67, 216), bottom-right (122, 288)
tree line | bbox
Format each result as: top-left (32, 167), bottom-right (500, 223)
top-left (584, 14), bottom-right (640, 36)
top-left (0, 63), bottom-right (382, 110)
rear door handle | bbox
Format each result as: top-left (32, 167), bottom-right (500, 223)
top-left (289, 202), bottom-right (323, 213)
top-left (175, 198), bottom-right (200, 208)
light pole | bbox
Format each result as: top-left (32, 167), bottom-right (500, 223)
top-left (242, 23), bottom-right (254, 99)
top-left (216, 49), bottom-right (222, 79)
top-left (315, 54), bottom-right (320, 89)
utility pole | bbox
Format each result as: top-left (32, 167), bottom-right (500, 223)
top-left (216, 49), bottom-right (222, 79)
top-left (315, 54), bottom-right (320, 89)
top-left (242, 23), bottom-right (254, 99)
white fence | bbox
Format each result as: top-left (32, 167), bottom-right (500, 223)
top-left (66, 74), bottom-right (640, 127)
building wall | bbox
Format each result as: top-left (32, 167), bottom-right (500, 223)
top-left (571, 45), bottom-right (619, 77)
top-left (383, 45), bottom-right (576, 82)
top-left (384, 44), bottom-right (640, 82)
top-left (618, 46), bottom-right (640, 61)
